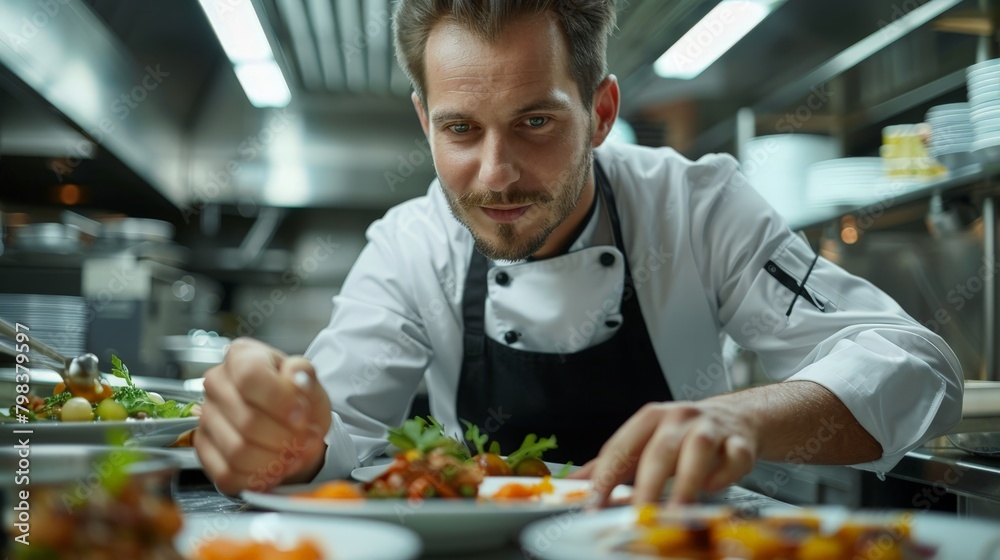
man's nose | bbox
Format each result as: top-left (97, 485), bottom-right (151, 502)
top-left (478, 133), bottom-right (520, 192)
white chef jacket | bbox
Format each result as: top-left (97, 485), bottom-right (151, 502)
top-left (305, 141), bottom-right (964, 482)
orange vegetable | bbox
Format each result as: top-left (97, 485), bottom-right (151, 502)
top-left (297, 480), bottom-right (364, 500)
top-left (194, 538), bottom-right (324, 559)
top-left (563, 489), bottom-right (591, 502)
top-left (491, 476), bottom-right (555, 500)
top-left (53, 381), bottom-right (66, 395)
top-left (64, 378), bottom-right (114, 404)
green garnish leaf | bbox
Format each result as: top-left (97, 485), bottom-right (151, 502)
top-left (554, 461), bottom-right (574, 479)
top-left (462, 419), bottom-right (489, 456)
top-left (506, 434), bottom-right (558, 470)
top-left (488, 440), bottom-right (501, 455)
top-left (107, 357), bottom-right (197, 419)
top-left (386, 416), bottom-right (470, 459)
top-left (110, 354), bottom-right (134, 387)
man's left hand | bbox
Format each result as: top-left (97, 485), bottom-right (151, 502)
top-left (570, 399), bottom-right (759, 505)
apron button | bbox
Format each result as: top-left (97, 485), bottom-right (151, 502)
top-left (504, 331), bottom-right (519, 344)
top-left (495, 271), bottom-right (510, 286)
top-left (599, 252), bottom-right (615, 267)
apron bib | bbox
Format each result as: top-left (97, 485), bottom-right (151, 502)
top-left (456, 160), bottom-right (673, 464)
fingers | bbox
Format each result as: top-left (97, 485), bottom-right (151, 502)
top-left (198, 403), bottom-right (291, 478)
top-left (279, 356), bottom-right (331, 436)
top-left (566, 459), bottom-right (596, 480)
top-left (225, 341), bottom-right (303, 432)
top-left (668, 427), bottom-right (722, 505)
top-left (631, 422), bottom-right (685, 504)
top-left (203, 366), bottom-right (292, 455)
top-left (702, 435), bottom-right (755, 493)
top-left (590, 405), bottom-right (661, 504)
top-left (194, 430), bottom-right (255, 495)
top-left (587, 401), bottom-right (759, 508)
top-left (197, 338), bottom-right (331, 494)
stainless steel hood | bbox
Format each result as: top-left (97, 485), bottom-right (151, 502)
top-left (0, 0), bottom-right (984, 215)
top-left (0, 0), bottom-right (187, 206)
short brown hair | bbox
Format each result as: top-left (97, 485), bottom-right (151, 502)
top-left (393, 0), bottom-right (617, 109)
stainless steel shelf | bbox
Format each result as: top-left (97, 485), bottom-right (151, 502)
top-left (892, 446), bottom-right (1000, 505)
top-left (787, 159), bottom-right (1000, 230)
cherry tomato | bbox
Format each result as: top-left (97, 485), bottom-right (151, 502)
top-left (474, 453), bottom-right (512, 476)
top-left (513, 457), bottom-right (551, 477)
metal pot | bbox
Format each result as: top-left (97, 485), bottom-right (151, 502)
top-left (100, 218), bottom-right (175, 244)
top-left (946, 432), bottom-right (1000, 456)
top-left (160, 331), bottom-right (230, 379)
top-left (10, 223), bottom-right (82, 254)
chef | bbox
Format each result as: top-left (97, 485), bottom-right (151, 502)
top-left (195, 0), bottom-right (964, 505)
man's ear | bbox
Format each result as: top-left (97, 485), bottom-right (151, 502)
top-left (412, 91), bottom-right (430, 137)
top-left (590, 75), bottom-right (620, 148)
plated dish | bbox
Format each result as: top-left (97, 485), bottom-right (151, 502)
top-left (242, 415), bottom-right (623, 553)
top-left (520, 505), bottom-right (1000, 559)
top-left (2, 355), bottom-right (200, 446)
top-left (243, 477), bottom-right (632, 554)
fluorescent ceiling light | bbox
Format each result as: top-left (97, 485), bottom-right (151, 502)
top-left (197, 0), bottom-right (292, 107)
top-left (654, 0), bottom-right (786, 80)
top-left (235, 61), bottom-right (292, 107)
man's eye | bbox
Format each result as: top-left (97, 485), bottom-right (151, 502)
top-left (449, 123), bottom-right (471, 134)
top-left (526, 116), bottom-right (548, 128)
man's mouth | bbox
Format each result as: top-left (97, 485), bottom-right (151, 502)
top-left (480, 205), bottom-right (531, 223)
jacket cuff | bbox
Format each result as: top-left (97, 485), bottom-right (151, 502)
top-left (311, 411), bottom-right (362, 483)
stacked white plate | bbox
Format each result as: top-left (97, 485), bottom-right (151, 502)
top-left (806, 158), bottom-right (887, 207)
top-left (966, 58), bottom-right (1000, 161)
top-left (925, 103), bottom-right (974, 161)
top-left (740, 134), bottom-right (842, 221)
top-left (0, 294), bottom-right (88, 358)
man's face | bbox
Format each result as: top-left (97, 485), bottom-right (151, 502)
top-left (417, 13), bottom-right (596, 261)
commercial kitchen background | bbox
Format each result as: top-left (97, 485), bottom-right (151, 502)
top-left (0, 0), bottom-right (998, 514)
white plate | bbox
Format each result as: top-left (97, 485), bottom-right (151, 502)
top-left (351, 460), bottom-right (577, 482)
top-left (2, 417), bottom-right (199, 446)
top-left (243, 476), bottom-right (633, 555)
top-left (176, 512), bottom-right (422, 560)
top-left (521, 505), bottom-right (1000, 559)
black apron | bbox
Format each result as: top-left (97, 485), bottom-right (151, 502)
top-left (456, 160), bottom-right (673, 464)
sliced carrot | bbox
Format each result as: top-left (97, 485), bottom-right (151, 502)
top-left (564, 489), bottom-right (591, 502)
top-left (491, 476), bottom-right (555, 500)
top-left (492, 483), bottom-right (538, 499)
top-left (297, 480), bottom-right (364, 500)
top-left (53, 381), bottom-right (66, 395)
top-left (194, 538), bottom-right (324, 559)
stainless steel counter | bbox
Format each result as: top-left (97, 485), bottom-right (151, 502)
top-left (889, 445), bottom-right (1000, 518)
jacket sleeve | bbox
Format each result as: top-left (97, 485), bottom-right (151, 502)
top-left (304, 210), bottom-right (436, 481)
top-left (688, 153), bottom-right (964, 474)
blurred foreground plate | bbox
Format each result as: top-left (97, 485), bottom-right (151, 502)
top-left (176, 512), bottom-right (422, 560)
top-left (520, 505), bottom-right (1000, 560)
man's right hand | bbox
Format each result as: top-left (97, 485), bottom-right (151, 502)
top-left (195, 338), bottom-right (332, 495)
